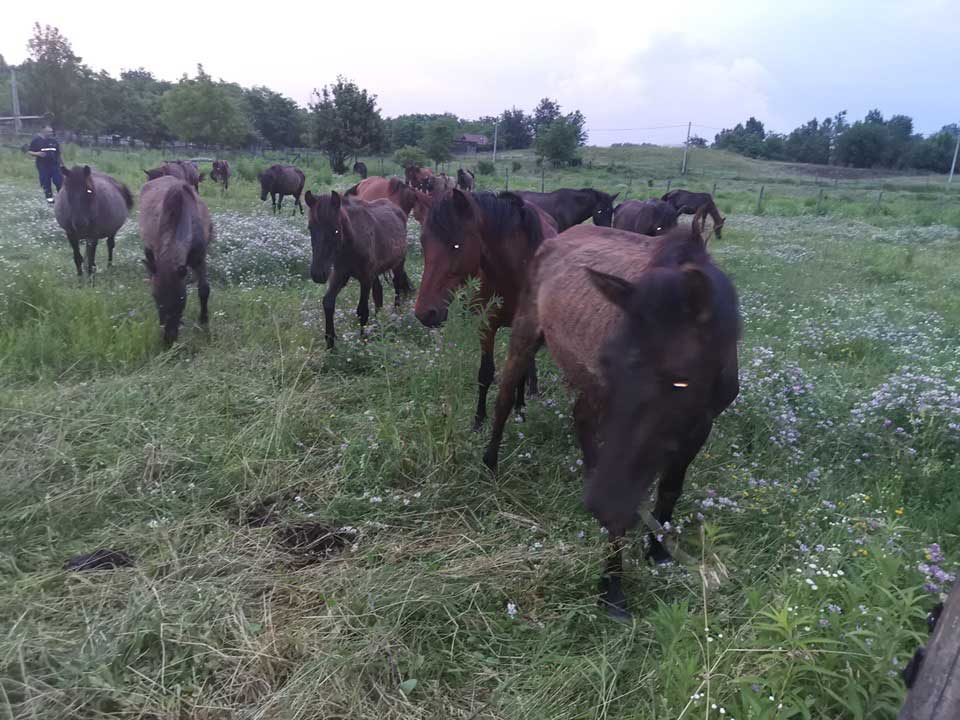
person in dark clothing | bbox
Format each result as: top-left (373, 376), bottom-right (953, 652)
top-left (28, 126), bottom-right (63, 204)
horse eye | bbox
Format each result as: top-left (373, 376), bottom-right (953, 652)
top-left (656, 226), bottom-right (662, 231)
top-left (453, 244), bottom-right (460, 250)
top-left (672, 381), bottom-right (690, 389)
top-left (86, 189), bottom-right (93, 194)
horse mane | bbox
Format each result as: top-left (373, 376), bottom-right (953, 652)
top-left (649, 213), bottom-right (711, 269)
top-left (344, 184), bottom-right (360, 196)
top-left (159, 184), bottom-right (195, 256)
top-left (388, 178), bottom-right (407, 194)
top-left (426, 191), bottom-right (544, 252)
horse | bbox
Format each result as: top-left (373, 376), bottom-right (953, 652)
top-left (513, 188), bottom-right (619, 232)
top-left (661, 189), bottom-right (726, 238)
top-left (353, 161), bottom-right (368, 179)
top-left (139, 176), bottom-right (213, 345)
top-left (210, 160), bottom-right (230, 190)
top-left (259, 165), bottom-right (306, 214)
top-left (404, 165), bottom-right (434, 192)
top-left (344, 177), bottom-right (431, 224)
top-left (613, 199), bottom-right (680, 235)
top-left (54, 165), bottom-right (133, 277)
top-left (145, 160), bottom-right (202, 190)
top-left (456, 168), bottom-right (475, 191)
top-left (414, 189), bottom-right (559, 429)
top-left (430, 173), bottom-right (456, 197)
top-left (305, 190), bottom-right (413, 349)
top-left (482, 212), bottom-right (740, 618)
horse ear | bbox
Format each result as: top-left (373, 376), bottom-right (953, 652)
top-left (609, 192), bottom-right (620, 202)
top-left (304, 191), bottom-right (316, 208)
top-left (83, 166), bottom-right (91, 177)
top-left (452, 188), bottom-right (472, 217)
top-left (682, 266), bottom-right (713, 323)
top-left (144, 170), bottom-right (151, 178)
top-left (330, 190), bottom-right (341, 208)
top-left (585, 267), bottom-right (634, 311)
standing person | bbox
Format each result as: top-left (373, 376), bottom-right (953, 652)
top-left (27, 126), bottom-right (63, 204)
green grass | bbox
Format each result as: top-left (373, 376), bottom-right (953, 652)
top-left (1, 145), bottom-right (958, 719)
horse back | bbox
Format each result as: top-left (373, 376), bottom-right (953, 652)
top-left (347, 198), bottom-right (407, 275)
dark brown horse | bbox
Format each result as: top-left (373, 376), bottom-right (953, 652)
top-left (661, 189), bottom-right (725, 238)
top-left (404, 165), bottom-right (434, 192)
top-left (482, 217), bottom-right (740, 617)
top-left (139, 176), bottom-right (213, 345)
top-left (210, 160), bottom-right (230, 190)
top-left (145, 160), bottom-right (202, 190)
top-left (456, 168), bottom-right (475, 191)
top-left (305, 191), bottom-right (413, 349)
top-left (514, 188), bottom-right (619, 232)
top-left (345, 177), bottom-right (431, 224)
top-left (353, 161), bottom-right (368, 179)
top-left (415, 190), bottom-right (558, 429)
top-left (54, 165), bottom-right (133, 276)
top-left (613, 199), bottom-right (680, 235)
top-left (259, 165), bottom-right (306, 214)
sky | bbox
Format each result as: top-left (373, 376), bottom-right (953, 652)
top-left (1, 0), bottom-right (955, 146)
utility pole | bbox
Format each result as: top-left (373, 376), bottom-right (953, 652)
top-left (680, 121), bottom-right (692, 175)
top-left (949, 128), bottom-right (960, 186)
top-left (492, 120), bottom-right (498, 165)
top-left (11, 68), bottom-right (22, 133)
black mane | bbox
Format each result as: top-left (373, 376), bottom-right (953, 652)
top-left (425, 191), bottom-right (544, 251)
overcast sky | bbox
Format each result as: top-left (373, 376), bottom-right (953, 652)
top-left (1, 0), bottom-right (955, 145)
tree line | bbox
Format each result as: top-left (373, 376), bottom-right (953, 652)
top-left (1, 24), bottom-right (587, 172)
top-left (714, 111), bottom-right (958, 173)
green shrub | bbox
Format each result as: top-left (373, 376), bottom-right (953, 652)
top-left (477, 160), bottom-right (495, 175)
top-left (392, 145), bottom-right (429, 170)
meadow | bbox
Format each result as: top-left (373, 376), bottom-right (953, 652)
top-left (0, 143), bottom-right (958, 719)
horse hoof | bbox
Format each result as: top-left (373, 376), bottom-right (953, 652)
top-left (481, 448), bottom-right (498, 473)
top-left (600, 594), bottom-right (631, 621)
top-left (472, 418), bottom-right (485, 433)
top-left (647, 543), bottom-right (674, 566)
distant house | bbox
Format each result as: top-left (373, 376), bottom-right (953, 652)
top-left (452, 133), bottom-right (490, 155)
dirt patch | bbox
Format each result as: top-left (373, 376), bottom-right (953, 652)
top-left (236, 492), bottom-right (301, 527)
top-left (64, 549), bottom-right (135, 571)
top-left (275, 523), bottom-right (355, 564)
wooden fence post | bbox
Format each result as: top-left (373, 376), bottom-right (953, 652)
top-left (712, 181), bottom-right (718, 196)
top-left (666, 178), bottom-right (672, 192)
top-left (816, 188), bottom-right (824, 215)
top-left (505, 164), bottom-right (509, 191)
top-left (756, 185), bottom-right (765, 213)
top-left (876, 191), bottom-right (884, 208)
top-left (541, 164), bottom-right (545, 193)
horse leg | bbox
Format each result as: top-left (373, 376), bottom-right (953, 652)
top-left (526, 358), bottom-right (539, 397)
top-left (647, 418), bottom-right (713, 565)
top-left (573, 394), bottom-right (600, 471)
top-left (322, 270), bottom-right (349, 350)
top-left (392, 262), bottom-right (412, 305)
top-left (356, 280), bottom-right (371, 335)
top-left (67, 231), bottom-right (83, 277)
top-left (473, 320), bottom-right (500, 432)
top-left (85, 238), bottom-right (99, 280)
top-left (106, 235), bottom-right (116, 268)
top-left (599, 534), bottom-right (630, 619)
top-left (277, 194), bottom-right (284, 213)
top-left (482, 307), bottom-right (543, 471)
top-left (196, 260), bottom-right (211, 326)
top-left (295, 192), bottom-right (303, 215)
top-left (372, 278), bottom-right (384, 312)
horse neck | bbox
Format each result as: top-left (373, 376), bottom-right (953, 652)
top-left (479, 220), bottom-right (532, 291)
top-left (569, 192), bottom-right (597, 224)
top-left (705, 199), bottom-right (723, 225)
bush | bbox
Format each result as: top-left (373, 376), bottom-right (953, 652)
top-left (477, 160), bottom-right (495, 175)
top-left (511, 160), bottom-right (522, 173)
top-left (393, 145), bottom-right (429, 170)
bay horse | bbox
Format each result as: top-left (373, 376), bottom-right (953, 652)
top-left (513, 188), bottom-right (619, 232)
top-left (54, 165), bottom-right (133, 277)
top-left (613, 199), bottom-right (679, 235)
top-left (661, 189), bottom-right (725, 238)
top-left (456, 168), bottom-right (475, 191)
top-left (404, 165), bottom-right (434, 192)
top-left (353, 161), bottom-right (368, 179)
top-left (259, 165), bottom-right (306, 214)
top-left (145, 160), bottom-right (202, 190)
top-left (482, 214), bottom-right (740, 617)
top-left (345, 177), bottom-right (431, 223)
top-left (139, 176), bottom-right (213, 345)
top-left (414, 189), bottom-right (558, 430)
top-left (210, 160), bottom-right (230, 190)
top-left (305, 190), bottom-right (413, 349)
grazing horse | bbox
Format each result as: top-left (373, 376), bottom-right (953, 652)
top-left (514, 188), bottom-right (619, 232)
top-left (404, 165), bottom-right (434, 192)
top-left (305, 190), bottom-right (413, 349)
top-left (54, 165), bottom-right (133, 276)
top-left (661, 189), bottom-right (726, 238)
top-left (259, 165), bottom-right (306, 214)
top-left (613, 199), bottom-right (680, 235)
top-left (456, 168), bottom-right (475, 191)
top-left (145, 160), bottom-right (202, 190)
top-left (139, 176), bottom-right (213, 345)
top-left (414, 190), bottom-right (558, 429)
top-left (210, 160), bottom-right (230, 190)
top-left (345, 177), bottom-right (431, 223)
top-left (482, 214), bottom-right (740, 617)
top-left (353, 161), bottom-right (368, 179)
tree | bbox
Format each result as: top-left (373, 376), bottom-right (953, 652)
top-left (310, 76), bottom-right (385, 173)
top-left (713, 117), bottom-right (767, 157)
top-left (532, 97), bottom-right (562, 138)
top-left (565, 109), bottom-right (588, 146)
top-left (835, 121), bottom-right (888, 168)
top-left (498, 107), bottom-right (533, 150)
top-left (18, 23), bottom-right (85, 128)
top-left (246, 86), bottom-right (304, 147)
top-left (116, 69), bottom-right (172, 146)
top-left (689, 135), bottom-right (708, 148)
top-left (160, 65), bottom-right (252, 147)
top-left (535, 116), bottom-right (580, 165)
top-left (420, 118), bottom-right (457, 167)
top-left (393, 145), bottom-right (429, 170)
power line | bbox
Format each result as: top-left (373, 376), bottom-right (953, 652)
top-left (586, 124), bottom-right (689, 132)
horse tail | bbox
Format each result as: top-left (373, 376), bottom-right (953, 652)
top-left (661, 190), bottom-right (673, 202)
top-left (119, 182), bottom-right (134, 211)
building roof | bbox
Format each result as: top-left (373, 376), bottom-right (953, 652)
top-left (458, 133), bottom-right (489, 145)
